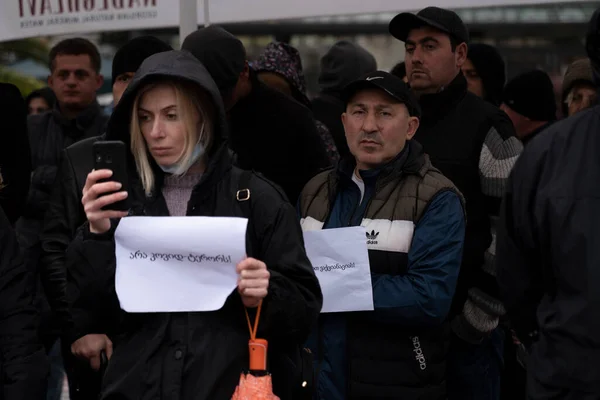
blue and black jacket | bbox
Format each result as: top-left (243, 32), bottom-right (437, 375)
top-left (298, 141), bottom-right (465, 399)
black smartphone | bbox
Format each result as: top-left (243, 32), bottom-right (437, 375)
top-left (93, 141), bottom-right (131, 212)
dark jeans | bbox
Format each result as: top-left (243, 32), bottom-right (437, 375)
top-left (447, 327), bottom-right (504, 400)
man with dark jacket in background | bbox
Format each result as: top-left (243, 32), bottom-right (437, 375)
top-left (497, 8), bottom-right (600, 399)
top-left (14, 37), bottom-right (107, 400)
top-left (18, 38), bottom-right (107, 258)
top-left (40, 36), bottom-right (172, 400)
top-left (501, 70), bottom-right (557, 145)
top-left (311, 41), bottom-right (377, 159)
top-left (389, 7), bottom-right (522, 399)
top-left (182, 26), bottom-right (330, 204)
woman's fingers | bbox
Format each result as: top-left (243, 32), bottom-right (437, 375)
top-left (83, 181), bottom-right (123, 202)
top-left (239, 268), bottom-right (270, 280)
top-left (83, 169), bottom-right (113, 193)
top-left (240, 288), bottom-right (268, 299)
top-left (84, 191), bottom-right (128, 214)
top-left (238, 278), bottom-right (269, 290)
top-left (237, 258), bottom-right (270, 302)
top-left (87, 210), bottom-right (129, 222)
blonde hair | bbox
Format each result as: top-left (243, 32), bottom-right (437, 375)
top-left (130, 81), bottom-right (214, 196)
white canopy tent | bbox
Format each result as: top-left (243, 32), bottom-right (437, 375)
top-left (0, 0), bottom-right (593, 42)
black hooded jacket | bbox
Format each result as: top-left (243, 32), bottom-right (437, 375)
top-left (311, 41), bottom-right (377, 159)
top-left (0, 206), bottom-right (47, 400)
top-left (65, 50), bottom-right (322, 400)
top-left (496, 8), bottom-right (600, 398)
top-left (228, 71), bottom-right (331, 204)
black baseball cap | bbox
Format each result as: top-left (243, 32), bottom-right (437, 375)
top-left (389, 7), bottom-right (469, 44)
top-left (342, 71), bottom-right (421, 117)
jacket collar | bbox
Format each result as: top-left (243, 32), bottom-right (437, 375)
top-left (52, 100), bottom-right (102, 130)
top-left (418, 73), bottom-right (467, 120)
top-left (335, 140), bottom-right (426, 187)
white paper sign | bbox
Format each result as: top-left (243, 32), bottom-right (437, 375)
top-left (303, 227), bottom-right (374, 313)
top-left (114, 216), bottom-right (247, 313)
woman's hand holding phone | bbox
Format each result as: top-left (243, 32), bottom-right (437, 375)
top-left (82, 169), bottom-right (129, 234)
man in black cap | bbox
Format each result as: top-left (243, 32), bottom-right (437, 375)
top-left (182, 26), bottom-right (330, 203)
top-left (298, 71), bottom-right (466, 400)
top-left (501, 70), bottom-right (557, 145)
top-left (497, 7), bottom-right (600, 399)
top-left (389, 7), bottom-right (522, 400)
top-left (39, 36), bottom-right (172, 400)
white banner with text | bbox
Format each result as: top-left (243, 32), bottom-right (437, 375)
top-left (0, 0), bottom-right (585, 42)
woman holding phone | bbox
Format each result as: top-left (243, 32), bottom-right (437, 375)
top-left (67, 50), bottom-right (322, 400)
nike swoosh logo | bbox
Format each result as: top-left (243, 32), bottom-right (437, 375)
top-left (365, 76), bottom-right (384, 81)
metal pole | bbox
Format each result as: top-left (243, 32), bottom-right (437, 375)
top-left (204, 0), bottom-right (210, 27)
top-left (179, 0), bottom-right (198, 42)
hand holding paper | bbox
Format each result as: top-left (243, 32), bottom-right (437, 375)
top-left (237, 258), bottom-right (270, 308)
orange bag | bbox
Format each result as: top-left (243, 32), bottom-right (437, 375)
top-left (231, 301), bottom-right (280, 400)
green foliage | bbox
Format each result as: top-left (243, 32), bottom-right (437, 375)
top-left (0, 38), bottom-right (49, 96)
top-left (0, 66), bottom-right (45, 96)
top-left (0, 38), bottom-right (50, 65)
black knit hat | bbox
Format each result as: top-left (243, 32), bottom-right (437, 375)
top-left (467, 44), bottom-right (506, 106)
top-left (389, 7), bottom-right (469, 44)
top-left (112, 36), bottom-right (172, 85)
top-left (182, 26), bottom-right (247, 94)
top-left (502, 70), bottom-right (557, 121)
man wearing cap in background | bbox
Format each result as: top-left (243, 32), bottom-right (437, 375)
top-left (501, 70), bottom-right (556, 145)
top-left (39, 36), bottom-right (172, 400)
top-left (182, 26), bottom-right (330, 203)
top-left (561, 58), bottom-right (596, 117)
top-left (389, 7), bottom-right (522, 399)
top-left (298, 71), bottom-right (466, 400)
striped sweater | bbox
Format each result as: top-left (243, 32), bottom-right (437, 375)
top-left (414, 73), bottom-right (523, 343)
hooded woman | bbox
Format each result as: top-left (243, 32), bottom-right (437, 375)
top-left (253, 42), bottom-right (339, 164)
top-left (67, 50), bottom-right (322, 399)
